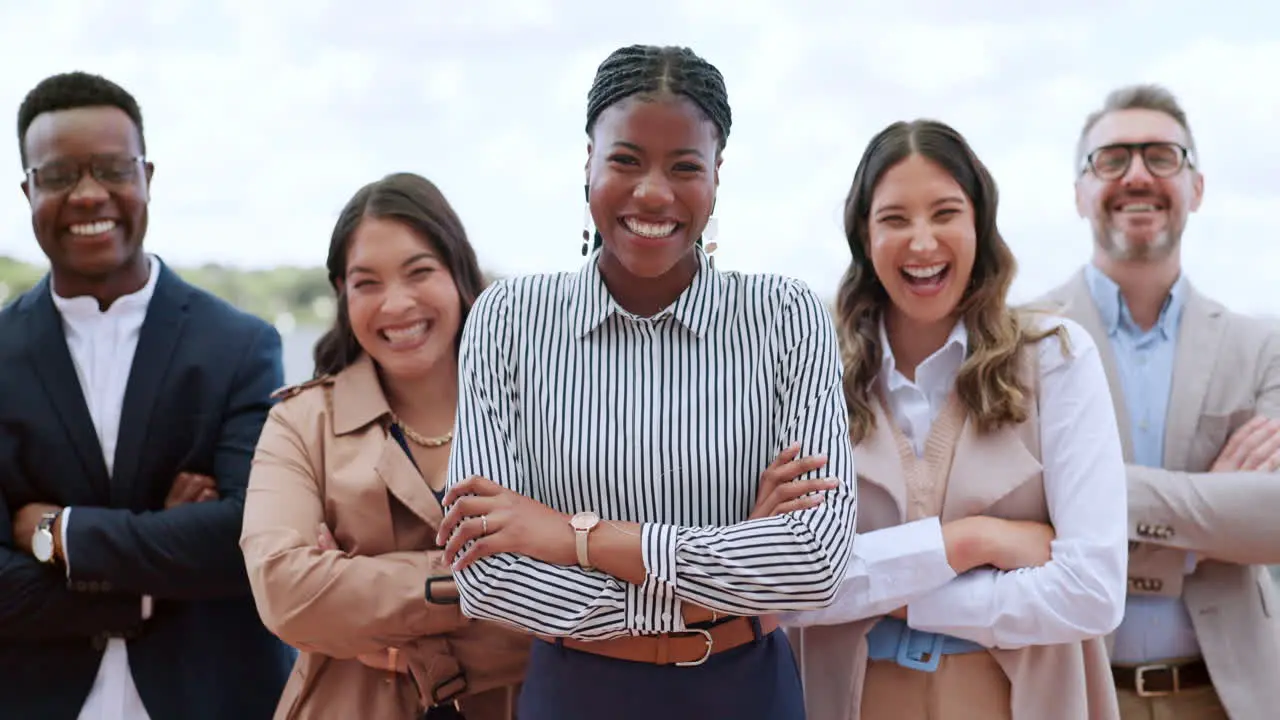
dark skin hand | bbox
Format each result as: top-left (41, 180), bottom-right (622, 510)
top-left (13, 471), bottom-right (220, 559)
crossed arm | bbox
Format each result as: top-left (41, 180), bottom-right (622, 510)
top-left (441, 283), bottom-right (858, 640)
top-left (240, 404), bottom-right (467, 659)
top-left (783, 322), bottom-right (1130, 648)
top-left (0, 324), bottom-right (284, 639)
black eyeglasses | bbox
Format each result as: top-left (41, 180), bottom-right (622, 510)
top-left (24, 154), bottom-right (146, 192)
top-left (1081, 142), bottom-right (1193, 180)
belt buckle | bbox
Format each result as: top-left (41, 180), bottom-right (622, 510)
top-left (431, 669), bottom-right (468, 705)
top-left (1134, 663), bottom-right (1177, 698)
top-left (895, 629), bottom-right (945, 672)
top-left (673, 628), bottom-right (714, 667)
top-left (424, 575), bottom-right (459, 605)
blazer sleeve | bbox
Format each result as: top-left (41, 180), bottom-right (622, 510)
top-left (0, 433), bottom-right (144, 639)
top-left (1125, 325), bottom-right (1280, 566)
top-left (61, 321), bottom-right (282, 598)
top-left (241, 398), bottom-right (467, 658)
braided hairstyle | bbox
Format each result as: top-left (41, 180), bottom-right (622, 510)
top-left (584, 45), bottom-right (732, 251)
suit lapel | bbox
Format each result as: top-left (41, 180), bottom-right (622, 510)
top-left (111, 266), bottom-right (189, 504)
top-left (1163, 290), bottom-right (1224, 471)
top-left (1057, 271), bottom-right (1135, 461)
top-left (25, 279), bottom-right (110, 498)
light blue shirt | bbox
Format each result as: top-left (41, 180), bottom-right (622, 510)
top-left (1084, 265), bottom-right (1201, 663)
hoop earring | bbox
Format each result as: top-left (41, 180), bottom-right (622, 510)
top-left (703, 217), bottom-right (719, 268)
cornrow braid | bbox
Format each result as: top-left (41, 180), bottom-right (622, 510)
top-left (585, 44), bottom-right (732, 150)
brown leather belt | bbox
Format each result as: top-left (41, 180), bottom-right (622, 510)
top-left (1112, 659), bottom-right (1211, 696)
top-left (537, 613), bottom-right (778, 667)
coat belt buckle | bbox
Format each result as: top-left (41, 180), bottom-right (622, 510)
top-left (1135, 663), bottom-right (1177, 697)
top-left (431, 669), bottom-right (468, 705)
top-left (672, 628), bottom-right (714, 667)
top-left (895, 628), bottom-right (945, 673)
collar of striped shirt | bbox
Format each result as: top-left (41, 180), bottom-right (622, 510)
top-left (567, 245), bottom-right (722, 339)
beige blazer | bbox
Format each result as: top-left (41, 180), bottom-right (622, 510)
top-left (788, 338), bottom-right (1119, 720)
top-left (1036, 270), bottom-right (1280, 718)
top-left (240, 354), bottom-right (530, 720)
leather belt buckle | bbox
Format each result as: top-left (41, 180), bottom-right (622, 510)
top-left (431, 669), bottom-right (468, 705)
top-left (672, 627), bottom-right (714, 667)
top-left (1135, 663), bottom-right (1177, 698)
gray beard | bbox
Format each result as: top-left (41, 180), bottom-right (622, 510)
top-left (1095, 223), bottom-right (1181, 263)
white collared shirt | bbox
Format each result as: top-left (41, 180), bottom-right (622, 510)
top-left (784, 315), bottom-right (1129, 650)
top-left (51, 255), bottom-right (158, 720)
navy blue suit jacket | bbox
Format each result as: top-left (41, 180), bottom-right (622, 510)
top-left (0, 261), bottom-right (293, 719)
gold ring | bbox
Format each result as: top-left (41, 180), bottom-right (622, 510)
top-left (481, 515), bottom-right (489, 535)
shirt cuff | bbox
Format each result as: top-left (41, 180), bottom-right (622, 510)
top-left (781, 517), bottom-right (956, 627)
top-left (906, 568), bottom-right (999, 647)
top-left (627, 523), bottom-right (681, 634)
top-left (59, 507), bottom-right (73, 579)
top-left (853, 517), bottom-right (954, 579)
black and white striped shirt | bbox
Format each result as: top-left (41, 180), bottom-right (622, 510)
top-left (448, 247), bottom-right (857, 640)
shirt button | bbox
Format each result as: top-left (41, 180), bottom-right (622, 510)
top-left (661, 612), bottom-right (672, 621)
top-left (635, 615), bottom-right (646, 626)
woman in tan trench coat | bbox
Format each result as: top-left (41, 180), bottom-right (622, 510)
top-left (241, 172), bottom-right (529, 719)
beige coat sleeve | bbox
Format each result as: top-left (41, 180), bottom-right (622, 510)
top-left (240, 405), bottom-right (465, 658)
top-left (1127, 465), bottom-right (1280, 565)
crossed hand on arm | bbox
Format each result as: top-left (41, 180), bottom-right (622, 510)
top-left (11, 471), bottom-right (220, 559)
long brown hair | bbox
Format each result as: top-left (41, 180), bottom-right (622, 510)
top-left (312, 172), bottom-right (487, 377)
top-left (836, 119), bottom-right (1065, 443)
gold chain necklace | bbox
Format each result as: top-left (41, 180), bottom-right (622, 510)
top-left (389, 413), bottom-right (453, 448)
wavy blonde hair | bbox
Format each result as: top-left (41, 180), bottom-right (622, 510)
top-left (836, 120), bottom-right (1066, 444)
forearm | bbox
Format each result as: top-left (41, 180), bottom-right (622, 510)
top-left (65, 499), bottom-right (250, 598)
top-left (906, 538), bottom-right (1127, 648)
top-left (247, 546), bottom-right (465, 658)
top-left (643, 487), bottom-right (856, 618)
top-left (454, 549), bottom-right (641, 639)
top-left (0, 553), bottom-right (144, 640)
top-left (781, 519), bottom-right (959, 628)
top-left (1128, 464), bottom-right (1280, 564)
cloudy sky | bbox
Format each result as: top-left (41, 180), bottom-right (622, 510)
top-left (0, 0), bottom-right (1275, 315)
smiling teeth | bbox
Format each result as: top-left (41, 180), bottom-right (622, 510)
top-left (903, 263), bottom-right (947, 279)
top-left (623, 218), bottom-right (677, 238)
top-left (1120, 204), bottom-right (1158, 212)
top-left (383, 322), bottom-right (429, 343)
top-left (69, 220), bottom-right (116, 235)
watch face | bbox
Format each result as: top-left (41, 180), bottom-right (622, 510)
top-left (32, 530), bottom-right (53, 562)
top-left (570, 511), bottom-right (600, 531)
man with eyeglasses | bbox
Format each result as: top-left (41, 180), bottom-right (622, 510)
top-left (1038, 84), bottom-right (1280, 718)
top-left (0, 71), bottom-right (292, 718)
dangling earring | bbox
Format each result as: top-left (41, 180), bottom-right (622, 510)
top-left (703, 216), bottom-right (719, 268)
top-left (581, 184), bottom-right (593, 257)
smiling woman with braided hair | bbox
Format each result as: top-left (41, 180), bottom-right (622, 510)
top-left (434, 44), bottom-right (859, 719)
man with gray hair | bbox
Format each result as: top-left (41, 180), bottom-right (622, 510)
top-left (1037, 84), bottom-right (1280, 718)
